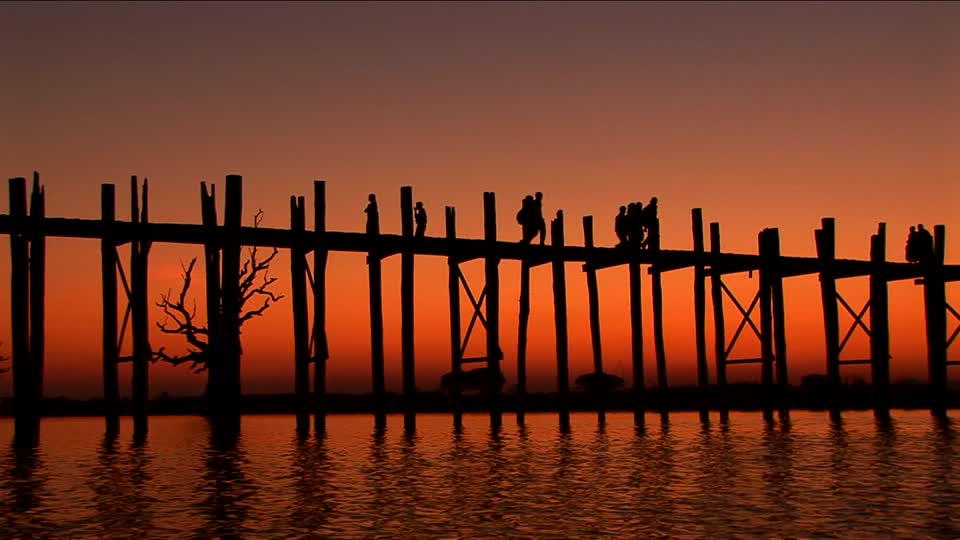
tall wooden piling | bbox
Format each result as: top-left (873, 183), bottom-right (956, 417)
top-left (200, 182), bottom-right (221, 417)
top-left (101, 184), bottom-right (120, 433)
top-left (516, 259), bottom-right (530, 425)
top-left (367, 194), bottom-right (386, 428)
top-left (710, 223), bottom-right (727, 416)
top-left (768, 228), bottom-right (789, 420)
top-left (290, 196), bottom-right (310, 434)
top-left (692, 210), bottom-right (708, 423)
top-left (758, 229), bottom-right (775, 422)
top-left (9, 178), bottom-right (32, 432)
top-left (650, 239), bottom-right (667, 417)
top-left (629, 259), bottom-right (644, 427)
top-left (551, 211), bottom-right (570, 430)
top-left (869, 223), bottom-right (890, 417)
top-left (220, 175), bottom-right (242, 430)
top-left (313, 181), bottom-right (329, 433)
top-left (924, 225), bottom-right (947, 417)
top-left (815, 218), bottom-right (841, 419)
top-left (400, 186), bottom-right (416, 432)
top-left (29, 174), bottom-right (45, 412)
top-left (445, 207), bottom-right (463, 429)
top-left (130, 177), bottom-right (151, 436)
top-left (583, 216), bottom-right (605, 423)
top-left (483, 192), bottom-right (502, 429)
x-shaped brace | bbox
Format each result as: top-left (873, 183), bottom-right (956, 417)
top-left (720, 280), bottom-right (762, 360)
top-left (458, 269), bottom-right (488, 358)
top-left (837, 293), bottom-right (871, 353)
top-left (947, 303), bottom-right (960, 350)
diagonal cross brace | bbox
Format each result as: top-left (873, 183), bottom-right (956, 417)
top-left (837, 295), bottom-right (871, 354)
top-left (720, 282), bottom-right (762, 361)
top-left (947, 303), bottom-right (960, 350)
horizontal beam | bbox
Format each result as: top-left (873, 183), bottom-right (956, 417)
top-left (837, 359), bottom-right (872, 366)
top-left (725, 357), bottom-right (766, 365)
top-left (459, 357), bottom-right (494, 365)
top-left (0, 215), bottom-right (956, 275)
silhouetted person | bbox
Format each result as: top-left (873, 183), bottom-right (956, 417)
top-left (364, 194), bottom-right (379, 235)
top-left (414, 201), bottom-right (427, 237)
top-left (906, 226), bottom-right (918, 262)
top-left (641, 197), bottom-right (659, 250)
top-left (626, 202), bottom-right (643, 247)
top-left (517, 195), bottom-right (537, 243)
top-left (916, 224), bottom-right (934, 264)
top-left (614, 206), bottom-right (628, 246)
top-left (534, 192), bottom-right (546, 245)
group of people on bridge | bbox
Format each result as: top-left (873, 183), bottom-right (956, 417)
top-left (905, 224), bottom-right (935, 264)
top-left (615, 197), bottom-right (659, 250)
top-left (364, 194), bottom-right (428, 237)
top-left (517, 192), bottom-right (547, 245)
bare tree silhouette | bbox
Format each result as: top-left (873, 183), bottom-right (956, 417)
top-left (153, 210), bottom-right (283, 373)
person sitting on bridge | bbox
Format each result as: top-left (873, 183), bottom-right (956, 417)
top-left (614, 205), bottom-right (628, 247)
top-left (905, 226), bottom-right (918, 262)
top-left (364, 194), bottom-right (379, 235)
top-left (915, 224), bottom-right (934, 264)
top-left (414, 201), bottom-right (427, 237)
top-left (517, 195), bottom-right (537, 243)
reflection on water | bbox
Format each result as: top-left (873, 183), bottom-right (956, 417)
top-left (0, 411), bottom-right (958, 538)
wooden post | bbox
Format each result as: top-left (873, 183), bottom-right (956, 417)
top-left (9, 178), bottom-right (32, 433)
top-left (815, 218), bottom-right (841, 419)
top-left (924, 225), bottom-right (947, 417)
top-left (552, 211), bottom-right (570, 430)
top-left (200, 182), bottom-right (221, 419)
top-left (692, 209), bottom-right (708, 423)
top-left (131, 177), bottom-right (151, 436)
top-left (445, 207), bottom-right (462, 429)
top-left (651, 250), bottom-right (667, 418)
top-left (101, 184), bottom-right (120, 434)
top-left (400, 186), bottom-right (416, 432)
top-left (768, 228), bottom-right (789, 420)
top-left (583, 216), bottom-right (605, 423)
top-left (367, 194), bottom-right (386, 429)
top-left (710, 223), bottom-right (727, 417)
top-left (516, 260), bottom-right (530, 425)
top-left (313, 180), bottom-right (329, 433)
top-left (29, 174), bottom-right (45, 417)
top-left (483, 192), bottom-right (502, 429)
top-left (290, 195), bottom-right (310, 434)
top-left (869, 223), bottom-right (890, 419)
top-left (758, 229), bottom-right (775, 423)
top-left (629, 259), bottom-right (644, 427)
top-left (220, 175), bottom-right (242, 431)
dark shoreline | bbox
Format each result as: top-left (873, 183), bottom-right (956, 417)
top-left (1, 383), bottom-right (957, 418)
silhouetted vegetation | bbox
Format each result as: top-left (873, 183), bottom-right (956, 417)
top-left (153, 211), bottom-right (283, 373)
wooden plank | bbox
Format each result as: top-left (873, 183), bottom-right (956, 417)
top-left (200, 182), bottom-right (221, 420)
top-left (516, 260), bottom-right (530, 425)
top-left (869, 223), bottom-right (890, 418)
top-left (816, 218), bottom-right (841, 419)
top-left (692, 210), bottom-right (708, 423)
top-left (768, 228), bottom-right (789, 420)
top-left (400, 186), bottom-right (416, 433)
top-left (483, 192), bottom-right (501, 429)
top-left (551, 211), bottom-right (570, 430)
top-left (290, 196), bottom-right (310, 435)
top-left (313, 180), bottom-right (329, 433)
top-left (9, 178), bottom-right (32, 434)
top-left (758, 229), bottom-right (775, 423)
top-left (218, 175), bottom-right (242, 433)
top-left (710, 223), bottom-right (727, 390)
top-left (131, 177), bottom-right (150, 437)
top-left (924, 225), bottom-right (947, 417)
top-left (445, 207), bottom-right (462, 429)
top-left (101, 184), bottom-right (120, 434)
top-left (629, 260), bottom-right (644, 427)
top-left (29, 173), bottom-right (45, 417)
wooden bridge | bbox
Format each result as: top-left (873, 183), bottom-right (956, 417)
top-left (3, 173), bottom-right (959, 437)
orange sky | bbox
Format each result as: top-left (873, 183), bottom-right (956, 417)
top-left (0, 2), bottom-right (958, 398)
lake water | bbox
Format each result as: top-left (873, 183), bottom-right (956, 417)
top-left (0, 411), bottom-right (957, 538)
